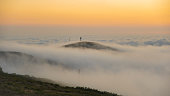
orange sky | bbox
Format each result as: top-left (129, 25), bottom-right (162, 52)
top-left (0, 0), bottom-right (169, 26)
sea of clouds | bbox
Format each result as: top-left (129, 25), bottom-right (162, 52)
top-left (0, 41), bottom-right (170, 96)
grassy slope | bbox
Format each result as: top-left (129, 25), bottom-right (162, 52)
top-left (0, 68), bottom-right (120, 96)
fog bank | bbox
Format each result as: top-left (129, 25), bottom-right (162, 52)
top-left (0, 41), bottom-right (170, 96)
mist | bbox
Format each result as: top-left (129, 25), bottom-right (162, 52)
top-left (0, 41), bottom-right (170, 96)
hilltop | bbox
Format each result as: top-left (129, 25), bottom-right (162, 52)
top-left (63, 41), bottom-right (119, 51)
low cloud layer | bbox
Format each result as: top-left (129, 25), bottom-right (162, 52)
top-left (0, 41), bottom-right (170, 96)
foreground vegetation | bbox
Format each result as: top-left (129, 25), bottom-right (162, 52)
top-left (0, 67), bottom-right (120, 96)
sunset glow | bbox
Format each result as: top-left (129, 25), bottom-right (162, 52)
top-left (0, 0), bottom-right (169, 26)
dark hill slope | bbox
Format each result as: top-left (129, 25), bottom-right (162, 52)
top-left (0, 67), bottom-right (120, 96)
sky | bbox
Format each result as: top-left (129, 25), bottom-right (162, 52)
top-left (0, 0), bottom-right (170, 26)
